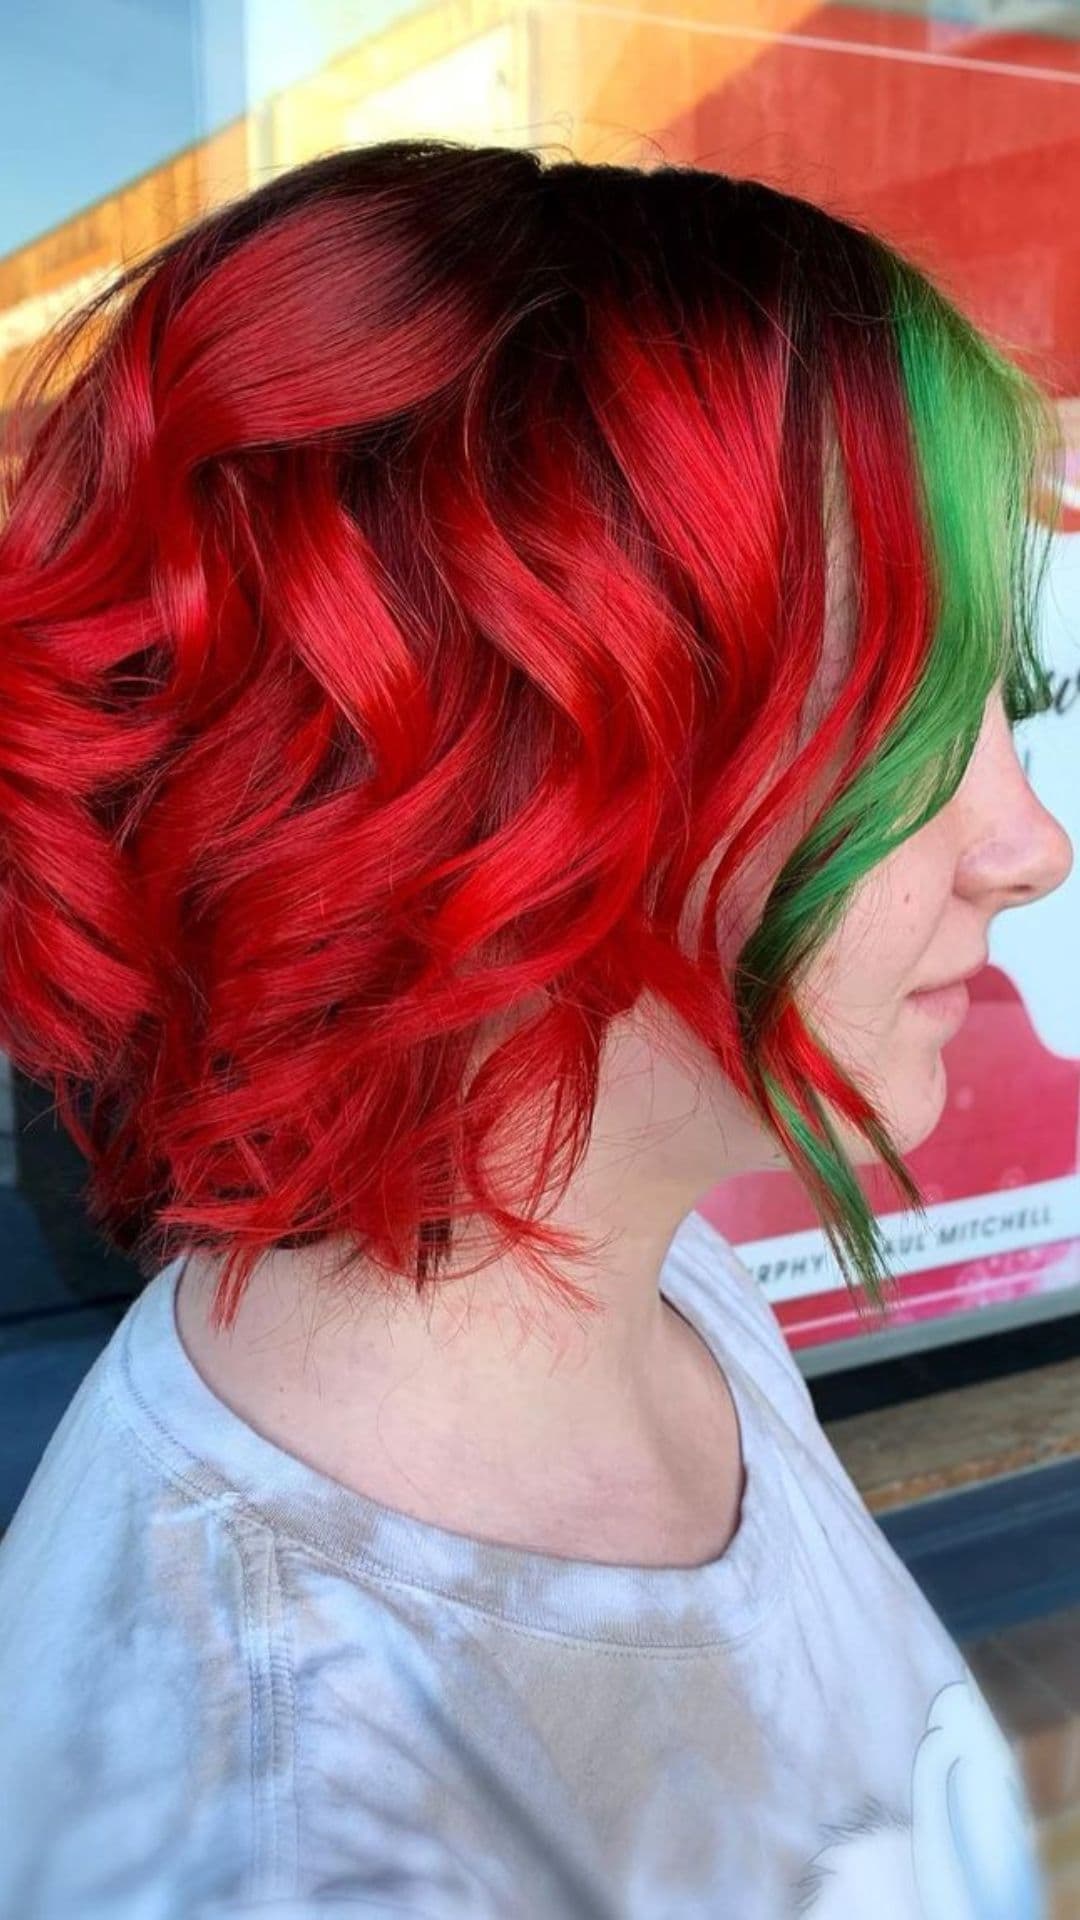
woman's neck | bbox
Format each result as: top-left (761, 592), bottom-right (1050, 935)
top-left (174, 1243), bottom-right (746, 1568)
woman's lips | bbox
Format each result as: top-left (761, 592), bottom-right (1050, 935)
top-left (905, 980), bottom-right (972, 1028)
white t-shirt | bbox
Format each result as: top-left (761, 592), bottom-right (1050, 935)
top-left (0, 1209), bottom-right (1044, 1919)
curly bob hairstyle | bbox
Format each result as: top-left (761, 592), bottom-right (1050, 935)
top-left (0, 141), bottom-right (1061, 1330)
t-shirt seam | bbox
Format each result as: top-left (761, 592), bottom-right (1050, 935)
top-left (96, 1363), bottom-right (301, 1898)
top-left (273, 1539), bottom-right (303, 1898)
top-left (247, 1529), bottom-right (302, 1902)
top-left (200, 1900), bottom-right (460, 1918)
top-left (240, 1518), bottom-right (272, 1900)
top-left (100, 1344), bottom-right (788, 1655)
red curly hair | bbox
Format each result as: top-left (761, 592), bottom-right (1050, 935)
top-left (0, 141), bottom-right (1058, 1329)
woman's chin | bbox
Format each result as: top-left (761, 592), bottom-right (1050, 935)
top-left (829, 1053), bottom-right (948, 1164)
top-left (887, 1052), bottom-right (949, 1156)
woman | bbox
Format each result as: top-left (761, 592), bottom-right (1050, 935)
top-left (0, 141), bottom-right (1070, 1919)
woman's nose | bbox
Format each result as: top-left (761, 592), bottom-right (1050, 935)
top-left (1000, 801), bottom-right (1074, 907)
top-left (959, 724), bottom-right (1074, 910)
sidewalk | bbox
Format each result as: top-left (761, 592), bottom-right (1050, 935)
top-left (830, 1383), bottom-right (1080, 1918)
top-left (962, 1605), bottom-right (1080, 1918)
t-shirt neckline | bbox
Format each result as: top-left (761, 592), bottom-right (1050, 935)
top-left (106, 1210), bottom-right (792, 1648)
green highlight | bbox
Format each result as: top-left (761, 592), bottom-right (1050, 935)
top-left (736, 250), bottom-right (1063, 1307)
